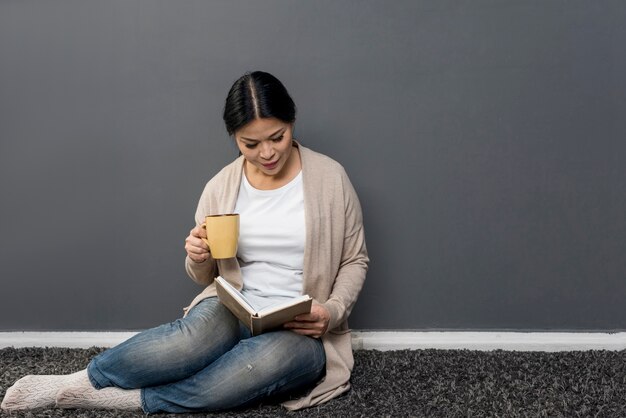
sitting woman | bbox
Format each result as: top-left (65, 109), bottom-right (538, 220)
top-left (1, 70), bottom-right (369, 413)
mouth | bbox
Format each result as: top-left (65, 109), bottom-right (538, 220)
top-left (261, 160), bottom-right (279, 170)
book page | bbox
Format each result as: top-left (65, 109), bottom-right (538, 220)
top-left (215, 277), bottom-right (257, 315)
top-left (257, 295), bottom-right (312, 316)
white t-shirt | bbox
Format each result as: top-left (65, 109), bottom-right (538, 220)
top-left (234, 171), bottom-right (305, 311)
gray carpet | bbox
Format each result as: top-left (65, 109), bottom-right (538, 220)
top-left (1, 347), bottom-right (626, 417)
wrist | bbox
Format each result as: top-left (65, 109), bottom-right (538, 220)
top-left (321, 299), bottom-right (342, 331)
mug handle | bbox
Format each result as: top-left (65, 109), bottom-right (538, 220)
top-left (200, 223), bottom-right (210, 248)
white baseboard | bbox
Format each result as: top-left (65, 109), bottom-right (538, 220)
top-left (351, 331), bottom-right (626, 352)
top-left (0, 332), bottom-right (140, 349)
top-left (1, 331), bottom-right (626, 352)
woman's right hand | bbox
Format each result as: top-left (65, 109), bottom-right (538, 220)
top-left (185, 225), bottom-right (210, 263)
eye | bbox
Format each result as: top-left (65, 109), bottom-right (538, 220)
top-left (272, 135), bottom-right (284, 143)
top-left (245, 143), bottom-right (258, 149)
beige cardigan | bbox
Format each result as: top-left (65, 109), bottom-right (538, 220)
top-left (183, 142), bottom-right (369, 410)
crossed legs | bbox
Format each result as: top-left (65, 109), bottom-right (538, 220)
top-left (1, 297), bottom-right (325, 413)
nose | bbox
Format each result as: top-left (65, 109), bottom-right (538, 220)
top-left (260, 141), bottom-right (274, 160)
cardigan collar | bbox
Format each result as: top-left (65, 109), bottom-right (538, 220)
top-left (218, 141), bottom-right (318, 297)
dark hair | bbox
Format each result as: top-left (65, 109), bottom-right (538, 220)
top-left (223, 71), bottom-right (296, 135)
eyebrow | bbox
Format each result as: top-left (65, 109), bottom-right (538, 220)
top-left (240, 128), bottom-right (285, 142)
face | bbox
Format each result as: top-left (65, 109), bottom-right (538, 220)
top-left (234, 117), bottom-right (295, 178)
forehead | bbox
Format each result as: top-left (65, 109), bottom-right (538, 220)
top-left (236, 117), bottom-right (289, 139)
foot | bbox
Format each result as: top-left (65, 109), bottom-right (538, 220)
top-left (1, 370), bottom-right (89, 411)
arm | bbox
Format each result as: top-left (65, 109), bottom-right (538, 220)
top-left (184, 183), bottom-right (219, 286)
top-left (184, 226), bottom-right (218, 286)
top-left (321, 173), bottom-right (369, 331)
top-left (286, 168), bottom-right (369, 336)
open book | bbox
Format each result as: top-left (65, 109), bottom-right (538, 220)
top-left (215, 276), bottom-right (312, 336)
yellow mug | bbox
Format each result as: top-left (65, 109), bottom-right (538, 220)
top-left (201, 214), bottom-right (240, 259)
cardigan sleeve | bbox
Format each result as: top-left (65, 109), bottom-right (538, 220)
top-left (322, 168), bottom-right (369, 331)
top-left (184, 180), bottom-right (218, 286)
top-left (185, 255), bottom-right (217, 286)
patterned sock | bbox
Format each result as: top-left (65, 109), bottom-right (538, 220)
top-left (56, 384), bottom-right (141, 411)
top-left (1, 369), bottom-right (89, 411)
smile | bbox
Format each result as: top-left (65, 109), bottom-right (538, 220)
top-left (262, 161), bottom-right (279, 170)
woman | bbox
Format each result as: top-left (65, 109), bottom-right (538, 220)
top-left (1, 71), bottom-right (368, 413)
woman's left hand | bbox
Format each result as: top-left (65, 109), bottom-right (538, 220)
top-left (284, 304), bottom-right (330, 338)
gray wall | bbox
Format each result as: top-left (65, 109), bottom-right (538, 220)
top-left (1, 1), bottom-right (625, 331)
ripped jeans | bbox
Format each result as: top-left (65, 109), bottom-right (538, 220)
top-left (87, 297), bottom-right (326, 413)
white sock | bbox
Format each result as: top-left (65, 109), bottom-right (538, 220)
top-left (56, 384), bottom-right (141, 411)
top-left (1, 369), bottom-right (89, 411)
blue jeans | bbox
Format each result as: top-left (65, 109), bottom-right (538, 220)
top-left (87, 297), bottom-right (326, 413)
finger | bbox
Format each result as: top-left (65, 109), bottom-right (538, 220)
top-left (188, 253), bottom-right (208, 263)
top-left (190, 226), bottom-right (207, 239)
top-left (185, 237), bottom-right (207, 252)
top-left (196, 226), bottom-right (207, 238)
top-left (295, 313), bottom-right (319, 322)
top-left (285, 321), bottom-right (321, 330)
top-left (186, 236), bottom-right (209, 251)
top-left (186, 233), bottom-right (202, 244)
top-left (186, 245), bottom-right (208, 255)
top-left (288, 327), bottom-right (322, 338)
